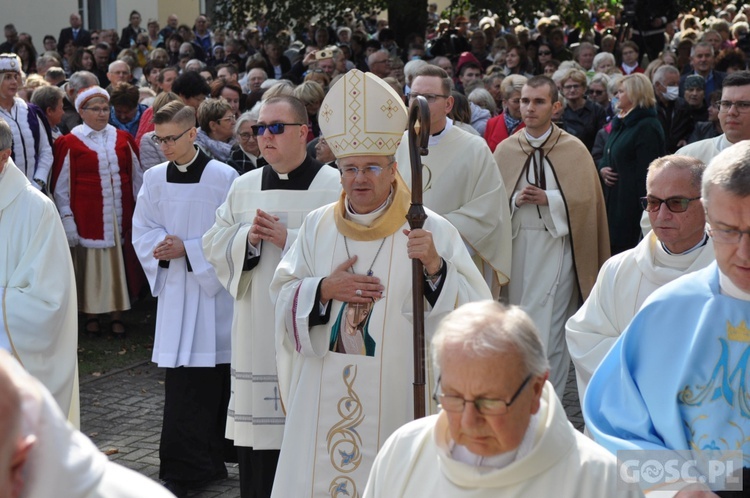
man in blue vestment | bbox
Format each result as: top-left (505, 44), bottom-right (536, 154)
top-left (584, 140), bottom-right (750, 497)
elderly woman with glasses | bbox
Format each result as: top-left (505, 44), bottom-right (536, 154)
top-left (560, 68), bottom-right (607, 151)
top-left (195, 98), bottom-right (235, 162)
top-left (227, 107), bottom-right (266, 175)
top-left (50, 86), bottom-right (143, 337)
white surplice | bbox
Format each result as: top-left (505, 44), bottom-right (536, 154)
top-left (0, 159), bottom-right (79, 426)
top-left (202, 166), bottom-right (341, 449)
top-left (269, 202), bottom-right (492, 498)
top-left (566, 231), bottom-right (715, 398)
top-left (363, 383), bottom-right (643, 498)
top-left (396, 122), bottom-right (512, 292)
top-left (132, 159), bottom-right (237, 367)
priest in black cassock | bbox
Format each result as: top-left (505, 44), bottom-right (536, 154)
top-left (131, 101), bottom-right (238, 498)
top-left (202, 95), bottom-right (341, 498)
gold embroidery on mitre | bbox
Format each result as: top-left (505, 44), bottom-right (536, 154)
top-left (728, 320), bottom-right (750, 343)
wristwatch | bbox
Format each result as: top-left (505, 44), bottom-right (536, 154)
top-left (34, 178), bottom-right (47, 190)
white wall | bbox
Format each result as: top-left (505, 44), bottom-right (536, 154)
top-left (3, 0), bottom-right (76, 53)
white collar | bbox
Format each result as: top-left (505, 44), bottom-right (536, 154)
top-left (660, 232), bottom-right (708, 256)
top-left (621, 62), bottom-right (639, 74)
top-left (345, 189), bottom-right (393, 226)
top-left (720, 269), bottom-right (750, 301)
top-left (524, 125), bottom-right (553, 144)
top-left (449, 411), bottom-right (539, 471)
top-left (81, 123), bottom-right (107, 137)
top-left (428, 118), bottom-right (453, 147)
top-left (174, 146), bottom-right (200, 172)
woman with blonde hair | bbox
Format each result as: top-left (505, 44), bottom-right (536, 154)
top-left (293, 80), bottom-right (325, 141)
top-left (598, 73), bottom-right (665, 254)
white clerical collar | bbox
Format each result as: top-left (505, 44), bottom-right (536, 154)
top-left (174, 146), bottom-right (200, 172)
top-left (242, 148), bottom-right (259, 163)
top-left (524, 126), bottom-right (552, 144)
top-left (345, 189), bottom-right (394, 226)
top-left (719, 270), bottom-right (750, 301)
top-left (428, 118), bottom-right (453, 146)
top-left (449, 412), bottom-right (539, 471)
top-left (660, 232), bottom-right (708, 256)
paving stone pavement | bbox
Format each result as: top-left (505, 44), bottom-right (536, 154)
top-left (80, 359), bottom-right (584, 497)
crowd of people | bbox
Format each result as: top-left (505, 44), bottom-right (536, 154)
top-left (1, 1), bottom-right (750, 497)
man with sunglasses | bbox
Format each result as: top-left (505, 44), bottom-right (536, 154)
top-left (567, 155), bottom-right (714, 400)
top-left (132, 101), bottom-right (238, 497)
top-left (677, 71), bottom-right (750, 164)
top-left (585, 142), bottom-right (750, 496)
top-left (203, 95), bottom-right (340, 497)
top-left (363, 301), bottom-right (641, 498)
top-left (396, 64), bottom-right (512, 299)
top-left (269, 70), bottom-right (489, 498)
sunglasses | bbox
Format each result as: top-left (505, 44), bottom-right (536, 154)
top-left (640, 196), bottom-right (701, 213)
top-left (538, 50), bottom-right (552, 56)
top-left (588, 89), bottom-right (605, 96)
top-left (250, 123), bottom-right (304, 135)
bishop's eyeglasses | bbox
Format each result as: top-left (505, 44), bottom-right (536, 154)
top-left (432, 374), bottom-right (532, 416)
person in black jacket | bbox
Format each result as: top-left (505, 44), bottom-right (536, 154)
top-left (57, 13), bottom-right (91, 55)
top-left (623, 0), bottom-right (678, 64)
top-left (119, 11), bottom-right (145, 50)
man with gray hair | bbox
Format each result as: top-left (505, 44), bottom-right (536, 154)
top-left (0, 119), bottom-right (79, 427)
top-left (653, 65), bottom-right (693, 153)
top-left (585, 140), bottom-right (750, 495)
top-left (364, 301), bottom-right (643, 497)
top-left (60, 70), bottom-right (99, 134)
top-left (367, 49), bottom-right (392, 79)
top-left (566, 155), bottom-right (714, 400)
top-left (107, 60), bottom-right (132, 90)
top-left (679, 41), bottom-right (726, 106)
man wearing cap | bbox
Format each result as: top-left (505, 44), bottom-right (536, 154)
top-left (203, 95), bottom-right (341, 497)
top-left (0, 54), bottom-right (54, 190)
top-left (269, 69), bottom-right (491, 498)
top-left (396, 65), bottom-right (512, 298)
top-left (0, 118), bottom-right (79, 428)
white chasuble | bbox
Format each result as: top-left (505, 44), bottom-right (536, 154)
top-left (270, 201), bottom-right (491, 498)
top-left (203, 166), bottom-right (341, 449)
top-left (396, 125), bottom-right (512, 292)
top-left (0, 159), bottom-right (79, 426)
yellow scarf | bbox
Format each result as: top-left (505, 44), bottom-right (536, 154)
top-left (333, 172), bottom-right (412, 241)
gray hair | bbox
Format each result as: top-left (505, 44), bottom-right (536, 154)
top-left (653, 64), bottom-right (680, 86)
top-left (589, 72), bottom-right (610, 88)
top-left (606, 73), bottom-right (624, 96)
top-left (0, 120), bottom-right (11, 151)
top-left (468, 88), bottom-right (497, 115)
top-left (185, 59), bottom-right (206, 71)
top-left (593, 52), bottom-right (615, 71)
top-left (30, 84), bottom-right (65, 112)
top-left (690, 41), bottom-right (714, 57)
top-left (702, 141), bottom-right (750, 202)
top-left (431, 301), bottom-right (549, 377)
top-left (69, 70), bottom-right (99, 92)
top-left (647, 155), bottom-right (706, 192)
top-left (108, 59), bottom-right (130, 74)
top-left (234, 104), bottom-right (261, 134)
top-left (404, 59), bottom-right (428, 86)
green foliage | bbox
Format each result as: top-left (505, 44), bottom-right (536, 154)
top-left (214, 0), bottom-right (388, 33)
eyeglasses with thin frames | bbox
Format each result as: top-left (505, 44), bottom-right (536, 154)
top-left (707, 221), bottom-right (750, 244)
top-left (339, 162), bottom-right (394, 179)
top-left (409, 92), bottom-right (450, 104)
top-left (237, 131), bottom-right (256, 141)
top-left (250, 123), bottom-right (304, 135)
top-left (640, 195), bottom-right (701, 213)
top-left (715, 100), bottom-right (750, 113)
top-left (151, 127), bottom-right (192, 146)
top-left (82, 106), bottom-right (110, 114)
top-left (432, 373), bottom-right (533, 416)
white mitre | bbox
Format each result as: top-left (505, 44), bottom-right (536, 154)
top-left (319, 69), bottom-right (407, 158)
